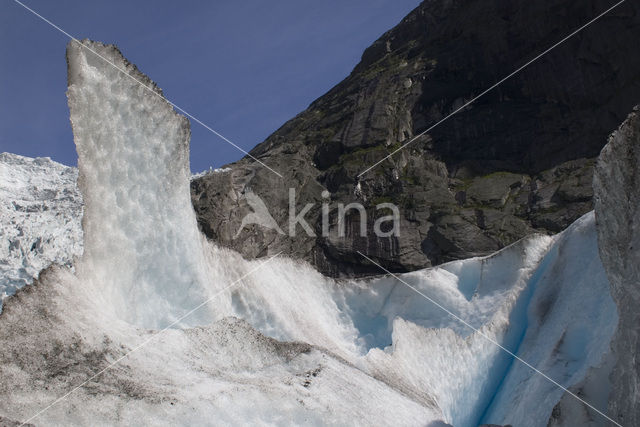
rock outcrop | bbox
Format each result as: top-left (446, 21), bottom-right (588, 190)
top-left (593, 106), bottom-right (640, 426)
top-left (191, 0), bottom-right (640, 277)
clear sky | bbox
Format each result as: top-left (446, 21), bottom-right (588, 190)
top-left (1, 0), bottom-right (421, 172)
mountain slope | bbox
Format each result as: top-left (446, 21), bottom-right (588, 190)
top-left (191, 0), bottom-right (640, 277)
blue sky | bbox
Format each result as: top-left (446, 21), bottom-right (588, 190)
top-left (1, 0), bottom-right (421, 171)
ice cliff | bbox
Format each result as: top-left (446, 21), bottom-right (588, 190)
top-left (66, 40), bottom-right (215, 328)
top-left (0, 40), bottom-right (626, 426)
top-left (594, 106), bottom-right (640, 426)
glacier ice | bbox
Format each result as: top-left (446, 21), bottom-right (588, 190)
top-left (67, 40), bottom-right (216, 328)
top-left (0, 152), bottom-right (82, 309)
top-left (0, 39), bottom-right (621, 426)
top-left (481, 212), bottom-right (618, 426)
top-left (0, 154), bottom-right (233, 312)
top-left (593, 105), bottom-right (640, 426)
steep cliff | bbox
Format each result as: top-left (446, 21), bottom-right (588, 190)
top-left (593, 106), bottom-right (640, 426)
top-left (191, 0), bottom-right (640, 277)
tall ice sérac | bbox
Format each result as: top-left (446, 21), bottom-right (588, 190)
top-left (66, 39), bottom-right (214, 328)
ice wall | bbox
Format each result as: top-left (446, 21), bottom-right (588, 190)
top-left (214, 229), bottom-right (556, 426)
top-left (594, 106), bottom-right (640, 426)
top-left (66, 40), bottom-right (213, 328)
top-left (481, 212), bottom-right (617, 426)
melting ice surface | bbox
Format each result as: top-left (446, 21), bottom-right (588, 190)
top-left (0, 40), bottom-right (618, 426)
top-left (67, 40), bottom-right (214, 328)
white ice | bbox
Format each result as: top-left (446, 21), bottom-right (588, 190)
top-left (0, 152), bottom-right (82, 309)
top-left (67, 40), bottom-right (215, 328)
top-left (0, 39), bottom-right (619, 426)
top-left (481, 212), bottom-right (618, 426)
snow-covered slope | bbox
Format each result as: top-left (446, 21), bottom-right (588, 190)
top-left (0, 153), bottom-right (82, 307)
top-left (0, 40), bottom-right (620, 426)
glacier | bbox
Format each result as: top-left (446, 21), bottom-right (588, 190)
top-left (0, 39), bottom-right (621, 426)
top-left (66, 40), bottom-right (216, 329)
top-left (0, 153), bottom-right (82, 306)
top-left (593, 105), bottom-right (640, 426)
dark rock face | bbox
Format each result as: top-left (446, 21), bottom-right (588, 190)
top-left (192, 0), bottom-right (640, 277)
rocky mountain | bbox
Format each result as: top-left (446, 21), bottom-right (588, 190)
top-left (191, 0), bottom-right (640, 277)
